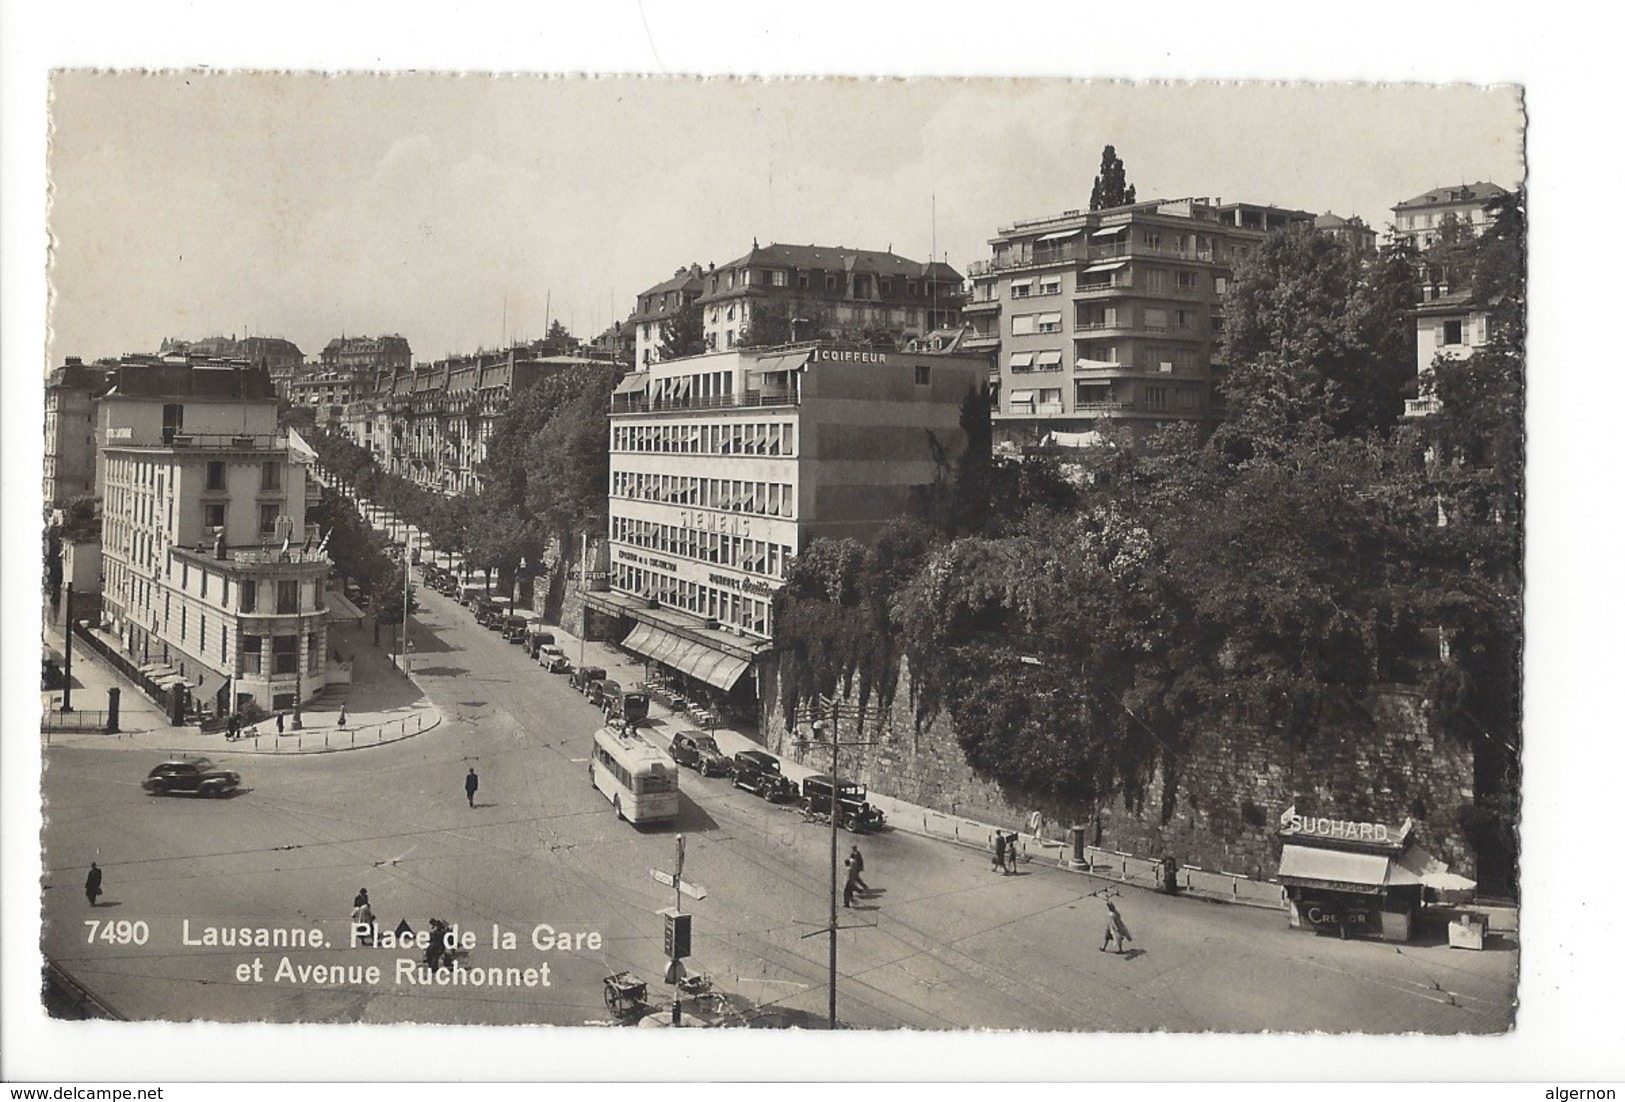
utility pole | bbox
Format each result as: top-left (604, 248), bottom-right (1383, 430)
top-left (60, 582), bottom-right (74, 713)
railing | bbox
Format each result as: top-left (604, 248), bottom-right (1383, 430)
top-left (213, 708), bottom-right (434, 753)
top-left (1405, 397), bottom-right (1441, 418)
top-left (612, 391), bottom-right (799, 415)
top-left (110, 432), bottom-right (288, 451)
top-left (42, 709), bottom-right (112, 735)
top-left (967, 240), bottom-right (1218, 276)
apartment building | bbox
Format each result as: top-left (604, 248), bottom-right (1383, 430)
top-left (964, 197), bottom-right (1315, 445)
top-left (159, 335), bottom-right (306, 398)
top-left (1315, 212), bottom-right (1379, 255)
top-left (289, 369), bottom-right (368, 427)
top-left (45, 359), bottom-right (111, 508)
top-left (319, 334), bottom-right (413, 395)
top-left (1391, 182), bottom-right (1509, 250)
top-left (97, 361), bottom-right (330, 715)
top-left (630, 265), bottom-right (706, 367)
top-left (1405, 284), bottom-right (1496, 419)
top-left (591, 343), bottom-right (985, 720)
top-left (695, 242), bottom-right (964, 354)
top-left (358, 348), bottom-right (620, 495)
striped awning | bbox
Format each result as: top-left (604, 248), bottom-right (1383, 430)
top-left (621, 623), bottom-right (751, 691)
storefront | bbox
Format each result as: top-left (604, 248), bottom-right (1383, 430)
top-left (1275, 809), bottom-right (1476, 943)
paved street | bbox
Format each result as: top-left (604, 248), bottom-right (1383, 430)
top-left (40, 581), bottom-right (1517, 1031)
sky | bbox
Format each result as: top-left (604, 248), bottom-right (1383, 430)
top-left (45, 75), bottom-right (1523, 366)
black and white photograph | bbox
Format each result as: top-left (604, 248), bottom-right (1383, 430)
top-left (2, 4), bottom-right (1613, 1089)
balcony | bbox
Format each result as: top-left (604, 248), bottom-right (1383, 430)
top-left (110, 432), bottom-right (289, 451)
top-left (962, 298), bottom-right (1001, 314)
top-left (959, 333), bottom-right (1001, 350)
top-left (612, 391), bottom-right (801, 416)
top-left (1405, 397), bottom-right (1442, 418)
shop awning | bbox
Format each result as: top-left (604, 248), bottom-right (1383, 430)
top-left (195, 670), bottom-right (230, 703)
top-left (1392, 846), bottom-right (1478, 903)
top-left (613, 372), bottom-right (649, 396)
top-left (1092, 225), bottom-right (1130, 237)
top-left (621, 623), bottom-right (751, 691)
top-left (1277, 844), bottom-right (1394, 892)
top-left (751, 350), bottom-right (811, 374)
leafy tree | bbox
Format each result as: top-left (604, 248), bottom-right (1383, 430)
top-left (1216, 228), bottom-right (1415, 453)
top-left (537, 320), bottom-right (577, 356)
top-left (1088, 144), bottom-right (1137, 211)
top-left (658, 300), bottom-right (706, 360)
top-left (739, 299), bottom-right (831, 348)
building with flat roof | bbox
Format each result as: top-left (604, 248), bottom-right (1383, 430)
top-left (590, 342), bottom-right (986, 722)
top-left (97, 360), bottom-right (331, 716)
top-left (964, 196), bottom-right (1315, 445)
top-left (319, 334), bottom-right (412, 395)
top-left (1391, 182), bottom-right (1509, 250)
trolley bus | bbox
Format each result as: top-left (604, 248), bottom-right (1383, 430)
top-left (588, 725), bottom-right (680, 825)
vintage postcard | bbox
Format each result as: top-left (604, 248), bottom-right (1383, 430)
top-left (15, 49), bottom-right (1546, 1083)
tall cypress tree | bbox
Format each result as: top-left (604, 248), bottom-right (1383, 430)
top-left (1089, 145), bottom-right (1137, 211)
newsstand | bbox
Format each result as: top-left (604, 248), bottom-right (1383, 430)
top-left (1274, 808), bottom-right (1475, 943)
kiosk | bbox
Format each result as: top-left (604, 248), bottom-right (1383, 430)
top-left (1275, 808), bottom-right (1476, 943)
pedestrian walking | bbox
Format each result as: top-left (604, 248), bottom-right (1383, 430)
top-left (85, 862), bottom-right (103, 906)
top-left (843, 859), bottom-right (861, 908)
top-left (1101, 898), bottom-right (1134, 954)
top-left (338, 704), bottom-right (348, 728)
top-left (351, 898), bottom-right (375, 946)
top-left (1004, 832), bottom-right (1020, 874)
top-left (847, 845), bottom-right (868, 892)
top-left (276, 711), bottom-right (286, 734)
top-left (465, 766), bottom-right (479, 808)
top-left (353, 888), bottom-right (370, 909)
top-left (226, 714), bottom-right (239, 741)
top-left (992, 830), bottom-right (1007, 873)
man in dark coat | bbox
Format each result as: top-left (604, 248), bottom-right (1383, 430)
top-left (85, 862), bottom-right (103, 906)
top-left (465, 767), bottom-right (479, 808)
top-left (843, 858), bottom-right (861, 908)
top-left (847, 845), bottom-right (868, 892)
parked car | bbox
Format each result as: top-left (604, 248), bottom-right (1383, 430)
top-left (618, 689), bottom-right (650, 726)
top-left (142, 757), bottom-right (242, 798)
top-left (536, 643), bottom-right (567, 664)
top-left (731, 750), bottom-right (796, 801)
top-left (540, 653), bottom-right (571, 674)
top-left (669, 731), bottom-right (730, 777)
top-left (800, 773), bottom-right (886, 832)
top-left (589, 679), bottom-right (622, 710)
top-left (570, 666), bottom-right (607, 692)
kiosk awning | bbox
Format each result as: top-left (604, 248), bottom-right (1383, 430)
top-left (326, 591), bottom-right (366, 622)
top-left (1392, 846), bottom-right (1478, 903)
top-left (621, 623), bottom-right (751, 691)
top-left (1277, 844), bottom-right (1394, 891)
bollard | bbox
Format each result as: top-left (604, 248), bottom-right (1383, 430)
top-left (351, 729), bottom-right (356, 746)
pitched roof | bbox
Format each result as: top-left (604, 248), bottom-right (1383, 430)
top-left (717, 242), bottom-right (960, 280)
top-left (1393, 182), bottom-right (1509, 211)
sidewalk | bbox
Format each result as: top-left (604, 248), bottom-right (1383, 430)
top-left (40, 612), bottom-right (441, 756)
top-left (544, 621), bottom-right (1295, 912)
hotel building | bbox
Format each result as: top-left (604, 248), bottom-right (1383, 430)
top-left (1391, 182), bottom-right (1509, 250)
top-left (590, 343), bottom-right (986, 717)
top-left (964, 197), bottom-right (1315, 444)
top-left (97, 361), bottom-right (331, 715)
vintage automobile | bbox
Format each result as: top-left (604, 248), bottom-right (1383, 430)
top-left (800, 773), bottom-right (887, 832)
top-left (569, 665), bottom-right (607, 692)
top-left (540, 653), bottom-right (572, 674)
top-left (617, 688), bottom-right (651, 726)
top-left (142, 756), bottom-right (242, 798)
top-left (730, 750), bottom-right (797, 802)
top-left (525, 627), bottom-right (557, 657)
top-left (668, 731), bottom-right (730, 777)
top-left (589, 679), bottom-right (623, 710)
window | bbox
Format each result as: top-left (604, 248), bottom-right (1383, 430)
top-left (1038, 277), bottom-right (1062, 296)
top-left (1009, 280), bottom-right (1033, 299)
top-left (1037, 312), bottom-right (1063, 334)
top-left (825, 274), bottom-right (837, 292)
top-left (1036, 350), bottom-right (1064, 371)
top-left (206, 461), bottom-right (226, 490)
top-left (277, 580), bottom-right (299, 614)
top-left (1009, 351), bottom-right (1036, 372)
top-left (1175, 309), bottom-right (1194, 329)
top-left (1443, 319), bottom-right (1464, 345)
top-left (1145, 269), bottom-right (1167, 293)
top-left (308, 632), bottom-right (320, 673)
top-left (1143, 308), bottom-right (1168, 330)
top-left (1214, 276), bottom-right (1228, 295)
top-left (1175, 388), bottom-right (1200, 409)
top-left (241, 580), bottom-right (257, 613)
top-left (272, 635), bottom-right (297, 675)
top-left (259, 504), bottom-right (279, 535)
top-left (770, 269), bottom-right (788, 287)
top-left (1144, 231), bottom-right (1162, 249)
top-left (1146, 386), bottom-right (1167, 410)
top-left (1176, 270), bottom-right (1197, 290)
top-left (915, 365), bottom-right (931, 385)
top-left (162, 403), bottom-right (184, 443)
top-left (1011, 314), bottom-right (1036, 336)
top-left (200, 572), bottom-right (208, 598)
top-left (260, 461), bottom-right (281, 492)
top-left (243, 635), bottom-right (262, 674)
top-left (907, 280), bottom-right (918, 296)
top-left (1036, 388), bottom-right (1062, 409)
top-left (180, 607), bottom-right (187, 640)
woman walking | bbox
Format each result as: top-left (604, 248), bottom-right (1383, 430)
top-left (1101, 898), bottom-right (1133, 953)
